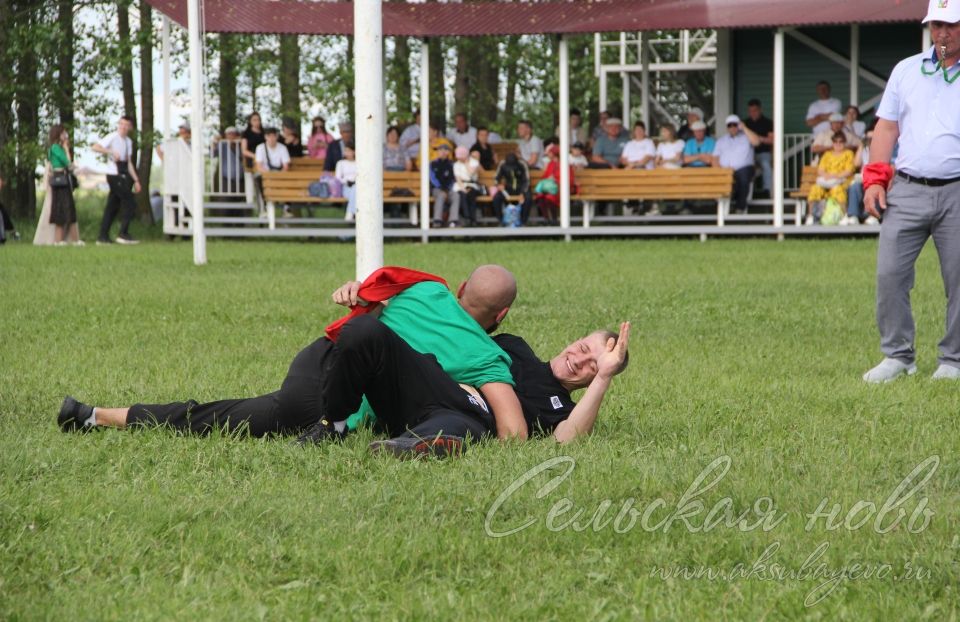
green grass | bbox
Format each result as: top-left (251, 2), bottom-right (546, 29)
top-left (2, 236), bottom-right (959, 620)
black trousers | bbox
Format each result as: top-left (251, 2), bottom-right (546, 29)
top-left (732, 165), bottom-right (755, 214)
top-left (127, 316), bottom-right (494, 441)
top-left (100, 174), bottom-right (136, 239)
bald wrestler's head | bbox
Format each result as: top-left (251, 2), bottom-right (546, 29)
top-left (456, 264), bottom-right (517, 333)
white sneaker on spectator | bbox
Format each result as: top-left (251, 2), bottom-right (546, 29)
top-left (863, 358), bottom-right (917, 383)
top-left (865, 216), bottom-right (880, 226)
top-left (841, 216), bottom-right (858, 226)
top-left (647, 204), bottom-right (661, 216)
top-left (932, 364), bottom-right (960, 380)
top-left (804, 214), bottom-right (814, 226)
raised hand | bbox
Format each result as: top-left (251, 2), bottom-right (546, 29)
top-left (597, 321), bottom-right (630, 381)
top-left (331, 280), bottom-right (367, 307)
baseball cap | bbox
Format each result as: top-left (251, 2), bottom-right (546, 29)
top-left (436, 142), bottom-right (451, 150)
top-left (923, 0), bottom-right (960, 23)
top-left (725, 114), bottom-right (741, 125)
top-left (828, 112), bottom-right (844, 122)
top-left (687, 107), bottom-right (704, 118)
top-left (224, 126), bottom-right (238, 134)
top-left (179, 121), bottom-right (191, 131)
top-left (605, 117), bottom-right (623, 126)
top-left (690, 121), bottom-right (707, 131)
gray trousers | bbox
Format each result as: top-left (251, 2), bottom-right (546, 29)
top-left (876, 178), bottom-right (960, 366)
top-left (431, 188), bottom-right (460, 224)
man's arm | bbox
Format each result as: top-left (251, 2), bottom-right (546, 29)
top-left (741, 124), bottom-right (761, 147)
top-left (480, 382), bottom-right (528, 440)
top-left (552, 322), bottom-right (630, 444)
top-left (864, 119), bottom-right (900, 218)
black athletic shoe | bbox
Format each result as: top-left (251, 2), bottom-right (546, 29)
top-left (369, 435), bottom-right (465, 459)
top-left (58, 396), bottom-right (95, 432)
top-left (293, 418), bottom-right (344, 446)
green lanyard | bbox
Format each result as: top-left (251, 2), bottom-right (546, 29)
top-left (921, 56), bottom-right (960, 84)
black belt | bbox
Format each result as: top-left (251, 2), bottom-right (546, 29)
top-left (896, 171), bottom-right (960, 187)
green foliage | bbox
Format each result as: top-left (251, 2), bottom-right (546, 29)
top-left (1, 237), bottom-right (959, 619)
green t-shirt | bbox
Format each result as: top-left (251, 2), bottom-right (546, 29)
top-left (345, 281), bottom-right (514, 429)
top-left (48, 144), bottom-right (70, 169)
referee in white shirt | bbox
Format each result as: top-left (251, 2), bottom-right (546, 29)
top-left (863, 0), bottom-right (960, 382)
top-left (91, 116), bottom-right (142, 245)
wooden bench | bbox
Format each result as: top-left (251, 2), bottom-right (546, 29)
top-left (788, 165), bottom-right (818, 225)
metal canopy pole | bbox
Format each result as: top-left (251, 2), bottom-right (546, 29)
top-left (419, 38), bottom-right (430, 243)
top-left (773, 29), bottom-right (785, 229)
top-left (559, 35), bottom-right (571, 239)
top-left (187, 0), bottom-right (206, 265)
top-left (354, 0), bottom-right (384, 280)
top-left (850, 25), bottom-right (860, 105)
top-left (161, 17), bottom-right (171, 139)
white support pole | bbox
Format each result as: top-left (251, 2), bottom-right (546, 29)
top-left (773, 29), bottom-right (785, 229)
top-left (620, 33), bottom-right (629, 124)
top-left (713, 28), bottom-right (732, 134)
top-left (354, 0), bottom-right (384, 280)
top-left (640, 33), bottom-right (650, 128)
top-left (594, 33), bottom-right (601, 77)
top-left (187, 0), bottom-right (206, 265)
top-left (419, 38), bottom-right (430, 242)
top-left (849, 25), bottom-right (860, 106)
top-left (161, 16), bottom-right (171, 139)
top-left (559, 35), bottom-right (571, 238)
top-left (600, 70), bottom-right (608, 113)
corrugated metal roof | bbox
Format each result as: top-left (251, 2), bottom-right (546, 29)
top-left (145, 0), bottom-right (927, 36)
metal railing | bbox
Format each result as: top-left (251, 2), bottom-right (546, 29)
top-left (207, 138), bottom-right (246, 197)
top-left (782, 133), bottom-right (814, 192)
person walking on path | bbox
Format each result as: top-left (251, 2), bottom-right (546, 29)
top-left (91, 116), bottom-right (141, 245)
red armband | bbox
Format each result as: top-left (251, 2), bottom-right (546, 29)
top-left (862, 163), bottom-right (894, 190)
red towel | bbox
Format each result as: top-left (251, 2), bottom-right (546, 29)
top-left (324, 266), bottom-right (447, 341)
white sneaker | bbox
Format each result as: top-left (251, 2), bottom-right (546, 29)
top-left (647, 205), bottom-right (661, 216)
top-left (344, 211), bottom-right (355, 222)
top-left (932, 364), bottom-right (960, 380)
top-left (863, 358), bottom-right (918, 383)
top-left (804, 214), bottom-right (814, 226)
top-left (840, 216), bottom-right (858, 226)
top-left (865, 216), bottom-right (880, 226)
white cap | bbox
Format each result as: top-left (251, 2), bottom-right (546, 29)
top-left (224, 126), bottom-right (239, 135)
top-left (687, 106), bottom-right (704, 119)
top-left (605, 117), bottom-right (623, 126)
top-left (828, 112), bottom-right (844, 122)
top-left (690, 121), bottom-right (707, 131)
top-left (924, 0), bottom-right (960, 23)
top-left (725, 114), bottom-right (741, 125)
top-left (179, 121), bottom-right (191, 131)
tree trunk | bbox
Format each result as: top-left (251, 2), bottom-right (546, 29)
top-left (219, 33), bottom-right (238, 133)
top-left (0, 0), bottom-right (15, 214)
top-left (392, 36), bottom-right (412, 119)
top-left (502, 36), bottom-right (520, 132)
top-left (117, 0), bottom-right (138, 166)
top-left (57, 0), bottom-right (75, 136)
top-left (345, 34), bottom-right (355, 122)
top-left (453, 39), bottom-right (470, 118)
top-left (136, 0), bottom-right (153, 220)
top-left (13, 0), bottom-right (39, 219)
top-left (472, 38), bottom-right (499, 129)
top-left (278, 34), bottom-right (301, 124)
top-left (428, 37), bottom-right (445, 130)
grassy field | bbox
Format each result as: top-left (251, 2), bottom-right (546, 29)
top-left (2, 234), bottom-right (959, 620)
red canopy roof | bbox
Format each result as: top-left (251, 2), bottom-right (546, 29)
top-left (145, 0), bottom-right (927, 36)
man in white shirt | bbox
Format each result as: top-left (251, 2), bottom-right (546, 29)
top-left (446, 113), bottom-right (477, 151)
top-left (399, 110), bottom-right (421, 160)
top-left (805, 80), bottom-right (842, 135)
top-left (812, 113), bottom-right (861, 155)
top-left (91, 115), bottom-right (142, 245)
top-left (712, 114), bottom-right (760, 214)
top-left (516, 120), bottom-right (544, 170)
top-left (255, 128), bottom-right (291, 173)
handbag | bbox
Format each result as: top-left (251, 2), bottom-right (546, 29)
top-left (50, 169), bottom-right (71, 188)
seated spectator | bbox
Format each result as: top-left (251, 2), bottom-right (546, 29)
top-left (844, 105), bottom-right (866, 140)
top-left (516, 120), bottom-right (544, 170)
top-left (557, 108), bottom-right (589, 146)
top-left (590, 117), bottom-right (629, 168)
top-left (281, 118), bottom-right (304, 158)
top-left (805, 80), bottom-right (841, 136)
top-left (255, 127), bottom-right (290, 173)
top-left (416, 122), bottom-right (455, 169)
top-left (307, 116), bottom-right (334, 161)
top-left (806, 131), bottom-right (855, 225)
top-left (534, 144), bottom-right (577, 226)
top-left (743, 98), bottom-right (774, 197)
top-left (156, 121), bottom-right (190, 161)
top-left (447, 113), bottom-right (477, 151)
top-left (812, 113), bottom-right (860, 156)
top-left (590, 110), bottom-right (628, 147)
top-left (241, 111), bottom-right (264, 170)
top-left (429, 143), bottom-right (459, 227)
top-left (682, 121), bottom-right (715, 168)
top-left (323, 121), bottom-right (353, 172)
top-left (655, 124), bottom-right (685, 169)
top-left (491, 152), bottom-right (532, 225)
top-left (399, 110), bottom-right (422, 162)
top-left (841, 123), bottom-right (883, 226)
top-left (213, 126), bottom-right (244, 193)
top-left (620, 121), bottom-right (656, 170)
top-left (678, 106), bottom-right (707, 142)
top-left (470, 126), bottom-right (497, 171)
top-left (712, 115), bottom-right (760, 214)
top-left (384, 126), bottom-right (412, 172)
top-left (453, 146), bottom-right (481, 226)
top-left (569, 142), bottom-right (588, 169)
top-left (336, 142), bottom-right (358, 222)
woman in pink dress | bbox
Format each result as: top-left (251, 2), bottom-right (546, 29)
top-left (307, 117), bottom-right (335, 161)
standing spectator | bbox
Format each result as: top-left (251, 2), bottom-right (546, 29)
top-left (655, 124), bottom-right (685, 169)
top-left (620, 121), bottom-right (656, 170)
top-left (812, 113), bottom-right (860, 156)
top-left (399, 109), bottom-right (421, 162)
top-left (682, 121), bottom-right (716, 168)
top-left (241, 112), bottom-right (265, 170)
top-left (569, 142), bottom-right (588, 169)
top-left (469, 126), bottom-right (497, 171)
top-left (336, 142), bottom-right (358, 222)
top-left (556, 108), bottom-right (589, 146)
top-left (429, 143), bottom-right (459, 227)
top-left (453, 146), bottom-right (481, 226)
top-left (213, 126), bottom-right (244, 194)
top-left (590, 117), bottom-right (629, 168)
top-left (156, 121), bottom-right (191, 161)
top-left (0, 174), bottom-right (20, 244)
top-left (805, 132), bottom-right (856, 225)
top-left (712, 115), bottom-right (760, 214)
top-left (383, 126), bottom-right (412, 172)
top-left (91, 115), bottom-right (141, 245)
top-left (861, 0), bottom-right (960, 382)
top-left (677, 106), bottom-right (707, 141)
top-left (447, 113), bottom-right (477, 151)
top-left (743, 99), bottom-right (774, 197)
top-left (46, 124), bottom-right (81, 246)
top-left (844, 105), bottom-right (866, 140)
top-left (255, 127), bottom-right (290, 173)
top-left (805, 80), bottom-right (842, 135)
top-left (324, 121), bottom-right (353, 172)
top-left (307, 116), bottom-right (334, 161)
top-left (491, 152), bottom-right (531, 225)
top-left (534, 143), bottom-right (576, 226)
top-left (281, 118), bottom-right (304, 158)
top-left (516, 120), bottom-right (544, 170)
